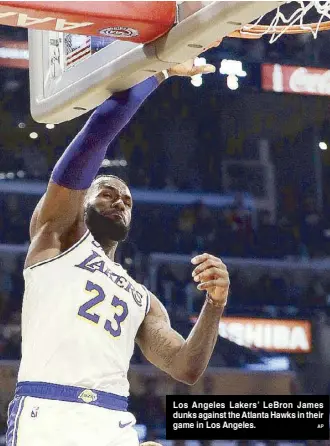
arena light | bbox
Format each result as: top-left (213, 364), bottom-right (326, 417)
top-left (0, 47), bottom-right (29, 60)
top-left (227, 74), bottom-right (239, 90)
top-left (18, 122), bottom-right (25, 129)
top-left (17, 170), bottom-right (25, 178)
top-left (191, 57), bottom-right (206, 88)
top-left (220, 59), bottom-right (246, 90)
top-left (46, 123), bottom-right (55, 129)
top-left (102, 159), bottom-right (111, 167)
top-left (220, 59), bottom-right (247, 77)
top-left (29, 132), bottom-right (38, 139)
top-left (319, 141), bottom-right (327, 150)
top-left (191, 75), bottom-right (203, 87)
top-left (102, 159), bottom-right (127, 167)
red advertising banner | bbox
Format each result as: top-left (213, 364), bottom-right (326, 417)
top-left (262, 63), bottom-right (330, 96)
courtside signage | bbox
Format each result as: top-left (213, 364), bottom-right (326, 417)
top-left (190, 316), bottom-right (311, 353)
top-left (262, 63), bottom-right (330, 96)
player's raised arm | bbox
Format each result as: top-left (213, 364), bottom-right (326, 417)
top-left (26, 75), bottom-right (165, 267)
top-left (26, 56), bottom-right (217, 268)
top-left (136, 253), bottom-right (229, 385)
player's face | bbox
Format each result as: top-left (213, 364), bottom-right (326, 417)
top-left (85, 178), bottom-right (132, 242)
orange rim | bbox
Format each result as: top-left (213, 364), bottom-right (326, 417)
top-left (228, 20), bottom-right (330, 39)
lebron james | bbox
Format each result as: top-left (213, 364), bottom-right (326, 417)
top-left (7, 51), bottom-right (229, 446)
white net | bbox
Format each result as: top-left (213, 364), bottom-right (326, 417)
top-left (240, 0), bottom-right (330, 43)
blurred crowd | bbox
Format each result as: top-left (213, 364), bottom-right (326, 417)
top-left (156, 263), bottom-right (330, 318)
top-left (1, 17), bottom-right (330, 444)
top-left (0, 189), bottom-right (329, 362)
top-left (0, 191), bottom-right (328, 258)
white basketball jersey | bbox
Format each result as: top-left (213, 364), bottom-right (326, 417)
top-left (18, 231), bottom-right (150, 397)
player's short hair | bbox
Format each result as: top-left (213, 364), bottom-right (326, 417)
top-left (92, 174), bottom-right (129, 189)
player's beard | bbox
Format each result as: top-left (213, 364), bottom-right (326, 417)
top-left (85, 205), bottom-right (130, 244)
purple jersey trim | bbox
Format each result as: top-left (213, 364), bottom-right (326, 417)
top-left (141, 285), bottom-right (151, 315)
top-left (15, 381), bottom-right (128, 412)
top-left (25, 230), bottom-right (90, 271)
top-left (6, 396), bottom-right (26, 446)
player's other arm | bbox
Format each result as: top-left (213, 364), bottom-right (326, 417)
top-left (136, 254), bottom-right (229, 385)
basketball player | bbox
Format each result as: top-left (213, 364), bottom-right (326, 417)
top-left (6, 52), bottom-right (229, 446)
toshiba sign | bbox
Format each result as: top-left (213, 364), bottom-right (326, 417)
top-left (262, 63), bottom-right (330, 96)
top-left (190, 316), bottom-right (312, 353)
top-left (219, 317), bottom-right (311, 353)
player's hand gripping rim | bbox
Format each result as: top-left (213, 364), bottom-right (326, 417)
top-left (167, 39), bottom-right (223, 78)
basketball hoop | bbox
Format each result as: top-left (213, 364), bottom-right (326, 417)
top-left (229, 1), bottom-right (330, 43)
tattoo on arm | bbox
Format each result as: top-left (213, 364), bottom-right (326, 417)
top-left (137, 293), bottom-right (223, 384)
top-left (147, 324), bottom-right (179, 369)
top-left (182, 317), bottom-right (219, 374)
top-left (136, 298), bottom-right (184, 373)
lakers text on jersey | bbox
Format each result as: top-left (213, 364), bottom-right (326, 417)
top-left (18, 230), bottom-right (150, 397)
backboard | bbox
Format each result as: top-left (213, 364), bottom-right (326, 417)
top-left (28, 1), bottom-right (282, 124)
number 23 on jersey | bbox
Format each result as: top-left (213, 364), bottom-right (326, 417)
top-left (78, 280), bottom-right (128, 338)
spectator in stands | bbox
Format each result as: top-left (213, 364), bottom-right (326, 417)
top-left (132, 168), bottom-right (151, 189)
top-left (3, 194), bottom-right (29, 243)
top-left (193, 201), bottom-right (216, 251)
top-left (162, 175), bottom-right (179, 192)
top-left (174, 205), bottom-right (196, 253)
top-left (254, 210), bottom-right (285, 258)
top-left (299, 196), bottom-right (325, 258)
top-left (0, 260), bottom-right (12, 320)
top-left (156, 264), bottom-right (181, 310)
top-left (227, 270), bottom-right (250, 309)
top-left (224, 193), bottom-right (254, 257)
top-left (1, 310), bottom-right (21, 359)
top-left (302, 276), bottom-right (328, 309)
top-left (21, 144), bottom-right (49, 181)
top-left (284, 273), bottom-right (303, 314)
top-left (276, 215), bottom-right (299, 258)
top-left (6, 255), bottom-right (24, 314)
top-left (139, 378), bottom-right (166, 440)
top-left (249, 272), bottom-right (286, 307)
